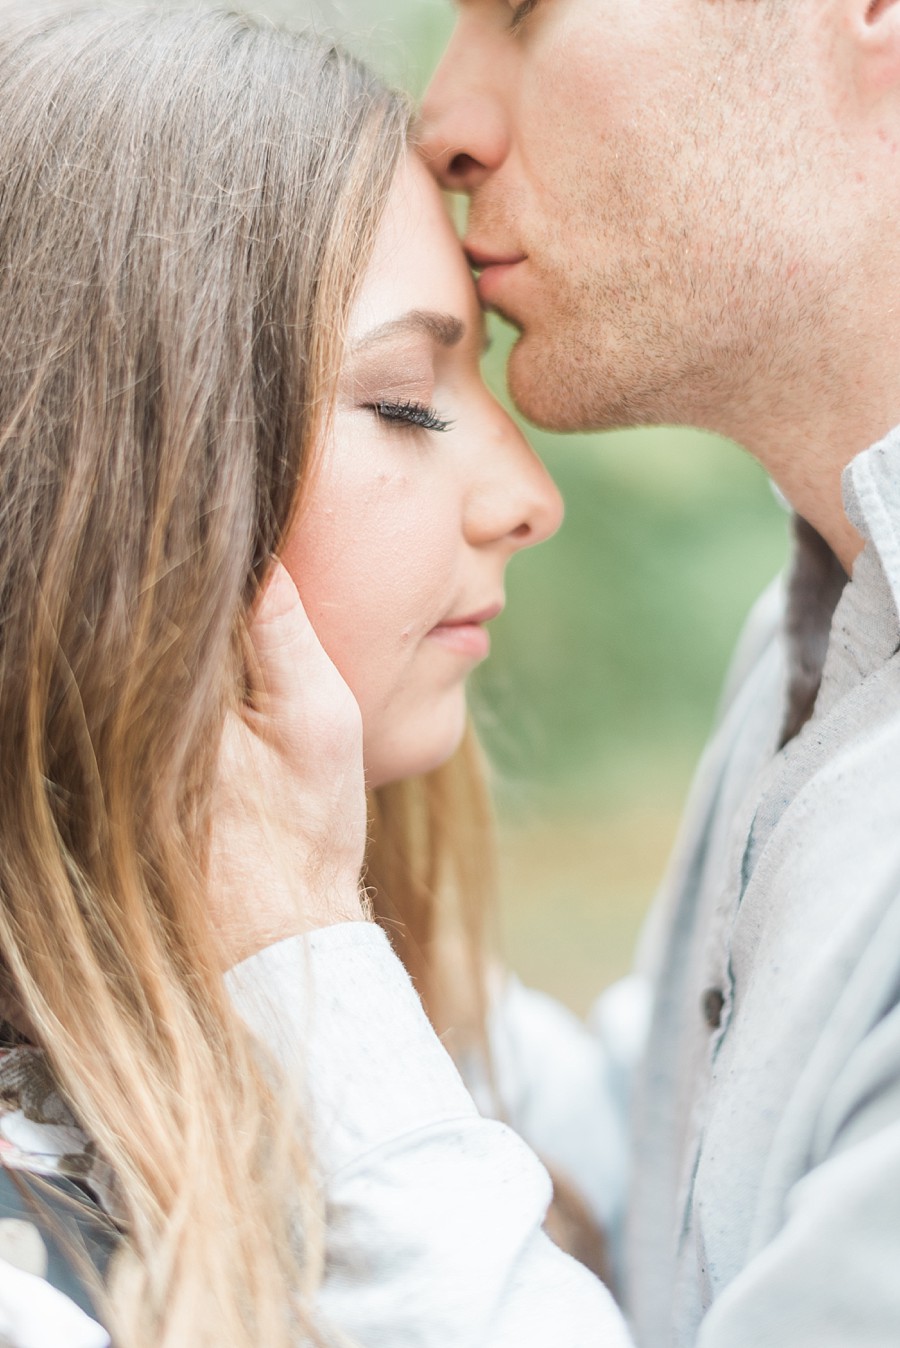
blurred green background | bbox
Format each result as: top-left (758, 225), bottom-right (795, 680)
top-left (473, 341), bottom-right (787, 1011)
top-left (255, 0), bottom-right (790, 1010)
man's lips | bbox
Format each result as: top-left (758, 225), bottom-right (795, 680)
top-left (427, 602), bottom-right (504, 661)
top-left (465, 244), bottom-right (527, 307)
top-left (464, 243), bottom-right (526, 270)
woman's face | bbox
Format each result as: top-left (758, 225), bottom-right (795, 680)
top-left (282, 155), bottom-right (563, 789)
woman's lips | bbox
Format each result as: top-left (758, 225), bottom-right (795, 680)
top-left (427, 602), bottom-right (503, 662)
top-left (428, 623), bottom-right (491, 660)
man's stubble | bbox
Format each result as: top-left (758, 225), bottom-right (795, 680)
top-left (478, 14), bottom-right (842, 443)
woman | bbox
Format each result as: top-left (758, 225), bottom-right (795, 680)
top-left (0, 5), bottom-right (631, 1346)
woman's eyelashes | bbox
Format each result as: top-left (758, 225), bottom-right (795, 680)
top-left (370, 399), bottom-right (454, 433)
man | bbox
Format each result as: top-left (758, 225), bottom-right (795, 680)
top-left (412, 0), bottom-right (900, 1344)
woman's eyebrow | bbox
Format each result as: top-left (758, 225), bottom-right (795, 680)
top-left (353, 310), bottom-right (466, 351)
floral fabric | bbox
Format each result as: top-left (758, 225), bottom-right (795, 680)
top-left (0, 1045), bottom-right (114, 1347)
top-left (0, 1046), bottom-right (119, 1220)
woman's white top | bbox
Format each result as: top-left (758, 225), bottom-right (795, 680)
top-left (0, 921), bottom-right (637, 1346)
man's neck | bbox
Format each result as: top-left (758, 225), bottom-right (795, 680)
top-left (709, 357), bottom-right (900, 575)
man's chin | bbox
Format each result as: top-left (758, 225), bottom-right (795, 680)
top-left (506, 334), bottom-right (602, 433)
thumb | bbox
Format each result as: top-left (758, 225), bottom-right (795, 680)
top-left (246, 560), bottom-right (321, 711)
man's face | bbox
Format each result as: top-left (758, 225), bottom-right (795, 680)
top-left (421, 0), bottom-right (839, 436)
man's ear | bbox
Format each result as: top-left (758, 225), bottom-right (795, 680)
top-left (848, 0), bottom-right (900, 101)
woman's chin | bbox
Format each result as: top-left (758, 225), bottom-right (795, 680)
top-left (364, 711), bottom-right (468, 790)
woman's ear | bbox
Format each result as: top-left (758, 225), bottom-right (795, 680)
top-left (849, 0), bottom-right (900, 101)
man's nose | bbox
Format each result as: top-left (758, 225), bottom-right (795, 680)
top-left (419, 42), bottom-right (511, 192)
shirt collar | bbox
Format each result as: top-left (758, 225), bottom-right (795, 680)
top-left (782, 424), bottom-right (900, 739)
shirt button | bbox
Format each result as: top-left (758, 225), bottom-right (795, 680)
top-left (702, 987), bottom-right (725, 1030)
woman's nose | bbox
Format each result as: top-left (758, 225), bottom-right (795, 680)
top-left (465, 418), bottom-right (564, 554)
top-left (419, 36), bottom-right (512, 192)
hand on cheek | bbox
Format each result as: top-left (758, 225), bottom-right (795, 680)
top-left (208, 562), bottom-right (368, 968)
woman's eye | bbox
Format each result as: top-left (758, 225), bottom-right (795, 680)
top-left (509, 0), bottom-right (538, 32)
top-left (370, 400), bottom-right (453, 434)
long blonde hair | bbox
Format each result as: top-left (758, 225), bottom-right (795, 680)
top-left (0, 5), bottom-right (428, 1344)
top-left (368, 728), bottom-right (496, 1053)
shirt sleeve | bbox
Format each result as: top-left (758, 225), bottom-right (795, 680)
top-left (226, 923), bottom-right (634, 1348)
top-left (462, 972), bottom-right (650, 1240)
top-left (0, 1255), bottom-right (109, 1348)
